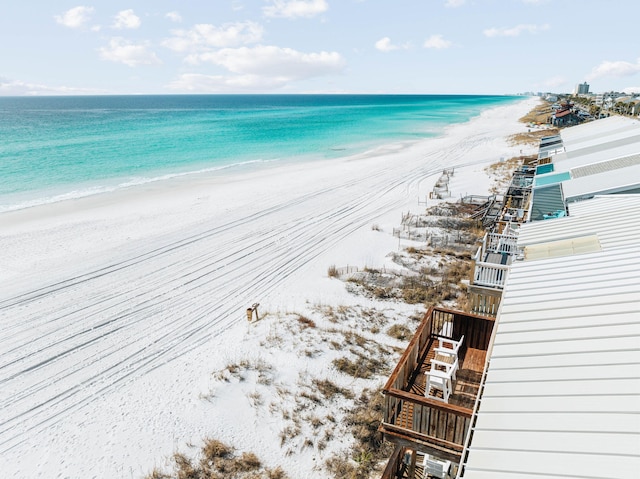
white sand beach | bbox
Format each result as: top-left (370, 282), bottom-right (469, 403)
top-left (0, 97), bottom-right (539, 478)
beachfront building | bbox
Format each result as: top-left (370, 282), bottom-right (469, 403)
top-left (379, 114), bottom-right (640, 479)
top-left (551, 106), bottom-right (581, 127)
top-left (469, 115), bottom-right (640, 316)
top-left (529, 115), bottom-right (640, 221)
top-left (469, 114), bottom-right (640, 314)
top-left (456, 194), bottom-right (640, 479)
top-left (379, 200), bottom-right (640, 478)
top-left (573, 81), bottom-right (589, 95)
top-left (465, 156), bottom-right (537, 317)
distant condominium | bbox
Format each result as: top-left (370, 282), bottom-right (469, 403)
top-left (574, 81), bottom-right (589, 95)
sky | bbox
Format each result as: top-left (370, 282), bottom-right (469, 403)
top-left (1, 0), bottom-right (639, 96)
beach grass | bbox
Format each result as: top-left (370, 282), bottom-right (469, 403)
top-left (519, 100), bottom-right (553, 124)
top-left (508, 127), bottom-right (559, 146)
top-left (510, 99), bottom-right (559, 145)
top-left (144, 439), bottom-right (287, 479)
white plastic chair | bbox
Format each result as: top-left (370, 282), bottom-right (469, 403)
top-left (436, 334), bottom-right (464, 356)
top-left (430, 351), bottom-right (459, 381)
top-left (425, 368), bottom-right (452, 402)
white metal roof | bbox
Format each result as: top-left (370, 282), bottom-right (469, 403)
top-left (564, 128), bottom-right (640, 156)
top-left (571, 153), bottom-right (640, 178)
top-left (562, 163), bottom-right (640, 201)
top-left (555, 139), bottom-right (640, 174)
top-left (532, 117), bottom-right (640, 201)
top-left (560, 115), bottom-right (638, 146)
top-left (460, 195), bottom-right (640, 479)
top-left (545, 117), bottom-right (640, 166)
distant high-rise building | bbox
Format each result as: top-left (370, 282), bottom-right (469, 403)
top-left (574, 82), bottom-right (590, 95)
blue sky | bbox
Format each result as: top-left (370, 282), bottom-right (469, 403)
top-left (1, 0), bottom-right (638, 95)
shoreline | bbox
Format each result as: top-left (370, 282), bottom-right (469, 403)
top-left (1, 96), bottom-right (532, 229)
top-left (0, 95), bottom-right (521, 216)
top-left (0, 97), bottom-right (539, 478)
top-left (2, 98), bottom-right (537, 289)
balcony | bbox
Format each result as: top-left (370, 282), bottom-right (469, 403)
top-left (470, 231), bottom-right (519, 290)
top-left (472, 261), bottom-right (509, 289)
top-left (483, 230), bottom-right (519, 256)
top-left (379, 307), bottom-right (496, 476)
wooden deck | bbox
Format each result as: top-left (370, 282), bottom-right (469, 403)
top-left (413, 344), bottom-right (485, 408)
top-left (380, 307), bottom-right (495, 469)
top-left (389, 339), bottom-right (485, 433)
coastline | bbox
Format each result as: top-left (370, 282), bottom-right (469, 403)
top-left (0, 94), bottom-right (519, 216)
top-left (0, 97), bottom-right (539, 478)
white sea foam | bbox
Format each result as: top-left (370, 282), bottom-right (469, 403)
top-left (0, 158), bottom-right (283, 213)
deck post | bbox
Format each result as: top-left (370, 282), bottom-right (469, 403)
top-left (408, 448), bottom-right (417, 479)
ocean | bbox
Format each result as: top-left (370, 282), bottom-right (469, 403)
top-left (0, 94), bottom-right (519, 212)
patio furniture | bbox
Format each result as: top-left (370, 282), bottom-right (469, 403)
top-left (425, 368), bottom-right (452, 402)
top-left (436, 335), bottom-right (464, 356)
top-left (431, 351), bottom-right (459, 381)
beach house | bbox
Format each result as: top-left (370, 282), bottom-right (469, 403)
top-left (378, 115), bottom-right (640, 478)
top-left (457, 194), bottom-right (640, 479)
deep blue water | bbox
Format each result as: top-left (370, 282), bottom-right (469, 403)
top-left (0, 94), bottom-right (519, 212)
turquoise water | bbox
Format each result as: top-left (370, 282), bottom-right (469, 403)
top-left (0, 95), bottom-right (519, 212)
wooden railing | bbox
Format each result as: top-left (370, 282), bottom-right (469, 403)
top-left (380, 446), bottom-right (408, 479)
top-left (383, 311), bottom-right (434, 392)
top-left (467, 285), bottom-right (502, 317)
top-left (473, 261), bottom-right (509, 289)
top-left (384, 389), bottom-right (472, 453)
top-left (383, 307), bottom-right (494, 392)
top-left (436, 308), bottom-right (494, 351)
top-left (381, 307), bottom-right (495, 466)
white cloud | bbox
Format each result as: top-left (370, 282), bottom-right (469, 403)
top-left (375, 37), bottom-right (395, 52)
top-left (623, 86), bottom-right (640, 94)
top-left (168, 44), bottom-right (345, 91)
top-left (586, 58), bottom-right (640, 80)
top-left (374, 37), bottom-right (410, 52)
top-left (54, 6), bottom-right (94, 29)
top-left (483, 23), bottom-right (550, 37)
top-left (163, 22), bottom-right (264, 52)
top-left (168, 73), bottom-right (288, 92)
top-left (423, 34), bottom-right (451, 50)
top-left (444, 0), bottom-right (465, 7)
top-left (263, 0), bottom-right (328, 19)
top-left (99, 38), bottom-right (161, 67)
top-left (113, 9), bottom-right (141, 29)
top-left (185, 45), bottom-right (345, 80)
top-left (0, 78), bottom-right (102, 96)
top-left (165, 11), bottom-right (182, 23)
